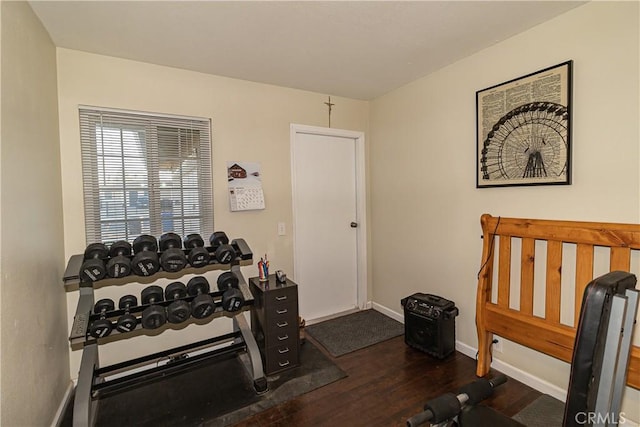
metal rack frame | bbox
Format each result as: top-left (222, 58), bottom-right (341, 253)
top-left (63, 239), bottom-right (267, 427)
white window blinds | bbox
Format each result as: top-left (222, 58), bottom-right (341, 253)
top-left (79, 107), bottom-right (213, 244)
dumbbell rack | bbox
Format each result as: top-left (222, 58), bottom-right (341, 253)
top-left (63, 238), bottom-right (267, 427)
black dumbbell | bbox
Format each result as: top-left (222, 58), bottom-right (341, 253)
top-left (184, 234), bottom-right (211, 268)
top-left (217, 271), bottom-right (245, 312)
top-left (80, 243), bottom-right (109, 282)
top-left (159, 232), bottom-right (188, 272)
top-left (116, 295), bottom-right (138, 333)
top-left (165, 282), bottom-right (192, 324)
top-left (141, 285), bottom-right (166, 329)
top-left (89, 298), bottom-right (115, 338)
top-left (131, 235), bottom-right (160, 276)
top-left (209, 231), bottom-right (236, 264)
top-left (187, 276), bottom-right (216, 319)
top-left (106, 240), bottom-right (132, 278)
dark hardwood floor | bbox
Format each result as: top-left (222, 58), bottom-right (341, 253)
top-left (62, 332), bottom-right (542, 426)
top-left (233, 334), bottom-right (542, 426)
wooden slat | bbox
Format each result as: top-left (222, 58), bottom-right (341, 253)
top-left (480, 214), bottom-right (640, 248)
top-left (485, 304), bottom-right (575, 362)
top-left (498, 235), bottom-right (511, 308)
top-left (545, 240), bottom-right (563, 323)
top-left (476, 215), bottom-right (497, 377)
top-left (520, 238), bottom-right (535, 315)
top-left (476, 214), bottom-right (640, 390)
top-left (628, 347), bottom-right (640, 389)
top-left (610, 246), bottom-right (631, 271)
top-left (574, 243), bottom-right (594, 326)
top-left (484, 303), bottom-right (640, 389)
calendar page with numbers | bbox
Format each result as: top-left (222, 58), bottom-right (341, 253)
top-left (227, 161), bottom-right (265, 212)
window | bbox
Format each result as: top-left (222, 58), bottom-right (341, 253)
top-left (80, 107), bottom-right (213, 244)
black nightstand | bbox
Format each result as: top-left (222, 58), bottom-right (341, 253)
top-left (249, 275), bottom-right (300, 375)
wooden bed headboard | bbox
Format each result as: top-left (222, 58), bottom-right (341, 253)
top-left (475, 214), bottom-right (640, 389)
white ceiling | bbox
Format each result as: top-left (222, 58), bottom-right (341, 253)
top-left (29, 1), bottom-right (586, 100)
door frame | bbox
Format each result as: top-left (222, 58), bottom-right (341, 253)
top-left (290, 123), bottom-right (368, 312)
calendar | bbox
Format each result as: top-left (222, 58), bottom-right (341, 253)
top-left (229, 186), bottom-right (265, 211)
top-left (227, 161), bottom-right (265, 212)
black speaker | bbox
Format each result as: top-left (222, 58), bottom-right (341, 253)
top-left (401, 293), bottom-right (458, 359)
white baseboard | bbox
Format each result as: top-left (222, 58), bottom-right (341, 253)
top-left (372, 301), bottom-right (403, 323)
top-left (372, 302), bottom-right (567, 400)
top-left (453, 341), bottom-right (567, 402)
top-left (454, 341), bottom-right (639, 426)
top-left (51, 380), bottom-right (75, 427)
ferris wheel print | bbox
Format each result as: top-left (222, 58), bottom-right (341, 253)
top-left (480, 102), bottom-right (568, 182)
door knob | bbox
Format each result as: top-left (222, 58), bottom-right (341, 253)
top-left (350, 222), bottom-right (358, 228)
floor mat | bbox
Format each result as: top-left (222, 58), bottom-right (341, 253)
top-left (512, 394), bottom-right (565, 427)
top-left (305, 309), bottom-right (404, 357)
top-left (61, 341), bottom-right (346, 427)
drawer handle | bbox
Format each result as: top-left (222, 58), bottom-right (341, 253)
top-left (278, 360), bottom-right (290, 367)
top-left (275, 295), bottom-right (288, 301)
top-left (277, 334), bottom-right (289, 341)
top-left (278, 347), bottom-right (290, 354)
top-left (276, 309), bottom-right (288, 314)
top-left (276, 321), bottom-right (289, 328)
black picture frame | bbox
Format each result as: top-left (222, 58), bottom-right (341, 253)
top-left (476, 60), bottom-right (573, 188)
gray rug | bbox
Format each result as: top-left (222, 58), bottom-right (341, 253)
top-left (63, 341), bottom-right (346, 427)
top-left (306, 309), bottom-right (404, 357)
top-left (512, 394), bottom-right (565, 427)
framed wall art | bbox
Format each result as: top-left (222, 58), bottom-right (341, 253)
top-left (476, 60), bottom-right (572, 188)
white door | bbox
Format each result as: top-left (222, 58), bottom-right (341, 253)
top-left (290, 124), bottom-right (367, 321)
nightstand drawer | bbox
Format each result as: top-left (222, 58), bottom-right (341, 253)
top-left (264, 286), bottom-right (297, 307)
top-left (265, 322), bottom-right (300, 346)
top-left (265, 303), bottom-right (297, 324)
top-left (265, 318), bottom-right (298, 343)
top-left (267, 305), bottom-right (295, 318)
top-left (264, 343), bottom-right (299, 374)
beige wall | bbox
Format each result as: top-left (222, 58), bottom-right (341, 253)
top-left (1, 2), bottom-right (69, 425)
top-left (370, 1), bottom-right (639, 422)
top-left (56, 48), bottom-right (369, 375)
top-left (0, 4), bottom-right (3, 423)
top-left (5, 0), bottom-right (639, 422)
